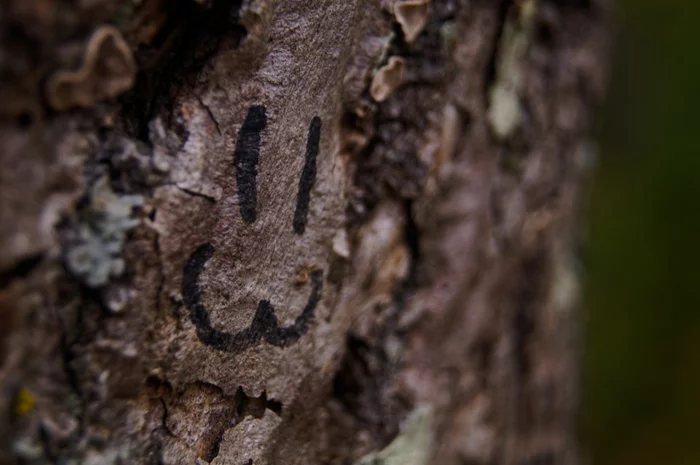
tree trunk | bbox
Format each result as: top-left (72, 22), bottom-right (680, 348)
top-left (0, 0), bottom-right (609, 464)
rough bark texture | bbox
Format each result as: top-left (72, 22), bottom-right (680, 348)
top-left (0, 0), bottom-right (608, 464)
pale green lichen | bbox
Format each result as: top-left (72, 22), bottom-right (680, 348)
top-left (440, 21), bottom-right (457, 55)
top-left (378, 32), bottom-right (396, 67)
top-left (548, 251), bottom-right (580, 314)
top-left (487, 0), bottom-right (537, 139)
top-left (355, 405), bottom-right (434, 465)
top-left (81, 448), bottom-right (122, 465)
top-left (12, 437), bottom-right (43, 461)
top-left (66, 176), bottom-right (143, 287)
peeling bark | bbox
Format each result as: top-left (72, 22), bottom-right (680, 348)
top-left (0, 0), bottom-right (609, 464)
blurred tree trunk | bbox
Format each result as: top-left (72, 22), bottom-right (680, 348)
top-left (0, 0), bottom-right (608, 464)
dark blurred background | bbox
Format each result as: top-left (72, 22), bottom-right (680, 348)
top-left (584, 1), bottom-right (700, 464)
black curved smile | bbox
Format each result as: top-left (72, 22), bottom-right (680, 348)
top-left (182, 243), bottom-right (322, 352)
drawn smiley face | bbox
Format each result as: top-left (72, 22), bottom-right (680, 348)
top-left (181, 106), bottom-right (324, 353)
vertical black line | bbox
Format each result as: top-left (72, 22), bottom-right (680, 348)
top-left (293, 117), bottom-right (321, 234)
top-left (234, 105), bottom-right (267, 223)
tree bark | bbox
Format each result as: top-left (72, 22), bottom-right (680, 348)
top-left (0, 0), bottom-right (609, 464)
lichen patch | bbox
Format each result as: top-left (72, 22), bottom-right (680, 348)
top-left (65, 177), bottom-right (143, 287)
top-left (354, 405), bottom-right (434, 465)
top-left (486, 0), bottom-right (537, 139)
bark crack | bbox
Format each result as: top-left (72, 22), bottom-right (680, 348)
top-left (173, 186), bottom-right (217, 203)
top-left (0, 254), bottom-right (43, 289)
top-left (196, 95), bottom-right (222, 136)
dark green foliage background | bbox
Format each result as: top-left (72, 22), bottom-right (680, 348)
top-left (585, 1), bottom-right (700, 464)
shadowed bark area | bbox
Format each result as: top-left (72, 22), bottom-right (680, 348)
top-left (0, 0), bottom-right (609, 464)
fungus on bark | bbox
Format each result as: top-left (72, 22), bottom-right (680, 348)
top-left (46, 26), bottom-right (136, 111)
top-left (394, 0), bottom-right (430, 43)
top-left (370, 56), bottom-right (405, 102)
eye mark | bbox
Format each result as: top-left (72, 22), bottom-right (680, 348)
top-left (182, 243), bottom-right (323, 352)
top-left (293, 116), bottom-right (321, 235)
top-left (234, 105), bottom-right (267, 223)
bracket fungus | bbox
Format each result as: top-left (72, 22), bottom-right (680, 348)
top-left (370, 56), bottom-right (405, 102)
top-left (394, 0), bottom-right (430, 44)
top-left (46, 26), bottom-right (136, 111)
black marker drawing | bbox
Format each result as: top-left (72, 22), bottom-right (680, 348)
top-left (293, 116), bottom-right (321, 235)
top-left (182, 111), bottom-right (325, 352)
top-left (234, 105), bottom-right (267, 223)
top-left (182, 243), bottom-right (323, 353)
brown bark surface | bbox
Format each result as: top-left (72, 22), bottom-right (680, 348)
top-left (0, 0), bottom-right (609, 464)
